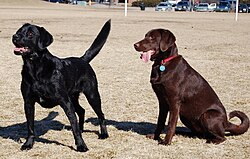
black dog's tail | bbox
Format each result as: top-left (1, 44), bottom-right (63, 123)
top-left (225, 111), bottom-right (250, 135)
top-left (81, 19), bottom-right (111, 63)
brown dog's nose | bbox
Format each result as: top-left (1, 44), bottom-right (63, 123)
top-left (134, 43), bottom-right (139, 49)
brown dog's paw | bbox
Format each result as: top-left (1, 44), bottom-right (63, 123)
top-left (158, 140), bottom-right (171, 145)
top-left (146, 134), bottom-right (156, 139)
top-left (146, 134), bottom-right (154, 139)
top-left (146, 134), bottom-right (163, 142)
top-left (206, 137), bottom-right (226, 144)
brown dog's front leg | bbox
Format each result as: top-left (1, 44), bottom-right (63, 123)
top-left (147, 86), bottom-right (169, 141)
top-left (159, 105), bottom-right (180, 145)
top-left (151, 105), bottom-right (168, 141)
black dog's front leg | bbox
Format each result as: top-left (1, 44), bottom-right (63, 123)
top-left (59, 98), bottom-right (89, 152)
top-left (21, 101), bottom-right (35, 150)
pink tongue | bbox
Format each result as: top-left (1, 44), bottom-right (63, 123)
top-left (14, 47), bottom-right (26, 52)
top-left (141, 53), bottom-right (150, 63)
top-left (140, 50), bottom-right (154, 63)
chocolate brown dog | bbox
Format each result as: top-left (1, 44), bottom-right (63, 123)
top-left (134, 29), bottom-right (249, 145)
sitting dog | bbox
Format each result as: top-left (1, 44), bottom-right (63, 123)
top-left (12, 20), bottom-right (111, 152)
top-left (134, 29), bottom-right (249, 145)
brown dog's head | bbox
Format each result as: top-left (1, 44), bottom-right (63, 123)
top-left (134, 29), bottom-right (177, 62)
top-left (12, 23), bottom-right (53, 58)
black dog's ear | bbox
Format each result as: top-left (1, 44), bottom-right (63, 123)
top-left (23, 23), bottom-right (31, 27)
top-left (160, 30), bottom-right (176, 52)
top-left (38, 27), bottom-right (53, 50)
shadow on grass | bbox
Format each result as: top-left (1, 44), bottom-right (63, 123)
top-left (0, 111), bottom-right (97, 151)
top-left (0, 112), bottom-right (197, 150)
top-left (86, 117), bottom-right (195, 138)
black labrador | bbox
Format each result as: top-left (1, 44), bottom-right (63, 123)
top-left (12, 20), bottom-right (111, 152)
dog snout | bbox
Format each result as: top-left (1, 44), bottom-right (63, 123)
top-left (12, 34), bottom-right (20, 42)
top-left (134, 43), bottom-right (140, 50)
top-left (13, 34), bottom-right (19, 39)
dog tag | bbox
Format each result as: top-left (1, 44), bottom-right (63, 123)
top-left (159, 65), bottom-right (165, 72)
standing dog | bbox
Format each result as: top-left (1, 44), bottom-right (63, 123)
top-left (12, 20), bottom-right (111, 152)
top-left (134, 29), bottom-right (249, 145)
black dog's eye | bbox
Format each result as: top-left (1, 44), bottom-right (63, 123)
top-left (27, 31), bottom-right (34, 38)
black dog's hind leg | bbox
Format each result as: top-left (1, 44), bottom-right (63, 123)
top-left (84, 88), bottom-right (109, 139)
top-left (72, 93), bottom-right (85, 132)
top-left (59, 95), bottom-right (88, 152)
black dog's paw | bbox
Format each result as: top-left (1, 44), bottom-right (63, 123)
top-left (21, 143), bottom-right (33, 151)
top-left (98, 133), bottom-right (109, 139)
top-left (21, 137), bottom-right (34, 151)
top-left (77, 145), bottom-right (89, 152)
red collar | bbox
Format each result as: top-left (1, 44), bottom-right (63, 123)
top-left (161, 55), bottom-right (179, 65)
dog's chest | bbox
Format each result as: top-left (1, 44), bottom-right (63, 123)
top-left (32, 80), bottom-right (53, 94)
top-left (32, 81), bottom-right (53, 97)
top-left (32, 81), bottom-right (58, 107)
top-left (24, 62), bottom-right (60, 98)
top-left (150, 65), bottom-right (168, 84)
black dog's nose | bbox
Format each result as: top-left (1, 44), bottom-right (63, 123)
top-left (13, 34), bottom-right (19, 40)
top-left (12, 34), bottom-right (20, 44)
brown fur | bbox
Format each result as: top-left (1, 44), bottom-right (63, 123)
top-left (134, 29), bottom-right (249, 145)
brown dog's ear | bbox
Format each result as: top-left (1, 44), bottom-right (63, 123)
top-left (160, 30), bottom-right (176, 52)
top-left (38, 27), bottom-right (53, 51)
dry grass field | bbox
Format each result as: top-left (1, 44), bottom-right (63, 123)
top-left (0, 0), bottom-right (249, 158)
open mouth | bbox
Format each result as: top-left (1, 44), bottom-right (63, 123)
top-left (140, 50), bottom-right (155, 63)
top-left (14, 46), bottom-right (30, 55)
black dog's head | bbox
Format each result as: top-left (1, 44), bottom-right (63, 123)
top-left (12, 23), bottom-right (53, 57)
top-left (134, 29), bottom-right (177, 62)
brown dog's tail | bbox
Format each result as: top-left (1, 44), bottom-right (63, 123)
top-left (226, 111), bottom-right (250, 135)
top-left (81, 19), bottom-right (111, 63)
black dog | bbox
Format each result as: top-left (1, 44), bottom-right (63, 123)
top-left (12, 20), bottom-right (111, 152)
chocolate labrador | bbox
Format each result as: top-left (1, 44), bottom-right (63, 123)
top-left (12, 20), bottom-right (111, 152)
top-left (134, 29), bottom-right (249, 145)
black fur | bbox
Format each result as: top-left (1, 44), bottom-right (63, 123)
top-left (12, 19), bottom-right (111, 152)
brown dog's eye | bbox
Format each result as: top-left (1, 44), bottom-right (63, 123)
top-left (149, 36), bottom-right (155, 41)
